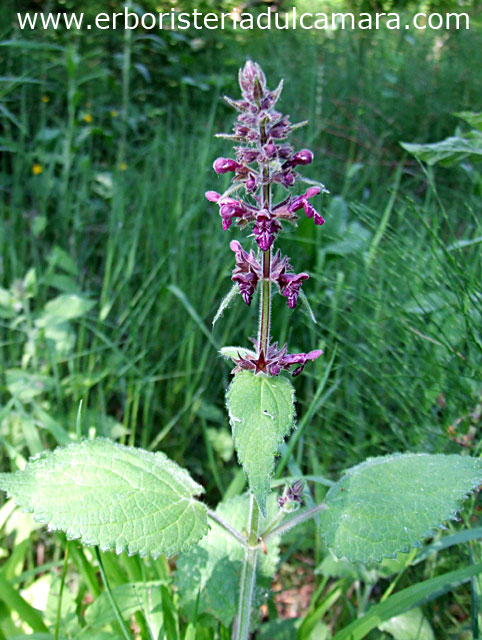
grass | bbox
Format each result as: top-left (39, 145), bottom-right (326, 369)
top-left (0, 4), bottom-right (481, 638)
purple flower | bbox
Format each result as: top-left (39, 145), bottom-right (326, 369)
top-left (238, 60), bottom-right (266, 102)
top-left (234, 124), bottom-right (252, 139)
top-left (282, 349), bottom-right (323, 376)
top-left (278, 272), bottom-right (309, 309)
top-left (269, 117), bottom-right (292, 140)
top-left (206, 192), bottom-right (256, 231)
top-left (205, 190), bottom-right (221, 203)
top-left (253, 213), bottom-right (282, 251)
top-left (231, 341), bottom-right (322, 377)
top-left (219, 199), bottom-right (245, 230)
top-left (245, 174), bottom-right (257, 192)
top-left (285, 149), bottom-right (313, 168)
top-left (270, 249), bottom-right (291, 281)
top-left (232, 271), bottom-right (258, 305)
top-left (230, 240), bottom-right (262, 306)
top-left (274, 170), bottom-right (295, 188)
top-left (235, 148), bottom-right (259, 164)
top-left (289, 187), bottom-right (325, 226)
top-left (293, 149), bottom-right (313, 165)
top-left (279, 480), bottom-right (305, 507)
top-left (213, 157), bottom-right (240, 174)
top-left (207, 61), bottom-right (328, 378)
top-left (264, 143), bottom-right (277, 158)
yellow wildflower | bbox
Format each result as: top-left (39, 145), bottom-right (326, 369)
top-left (119, 162), bottom-right (127, 171)
top-left (83, 113), bottom-right (93, 124)
top-left (32, 164), bottom-right (43, 175)
top-left (41, 95), bottom-right (50, 103)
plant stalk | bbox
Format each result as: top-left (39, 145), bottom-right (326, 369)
top-left (258, 248), bottom-right (272, 356)
top-left (207, 508), bottom-right (248, 548)
top-left (95, 547), bottom-right (132, 640)
top-left (257, 122), bottom-right (272, 358)
top-left (235, 91), bottom-right (274, 640)
top-left (233, 494), bottom-right (260, 640)
top-left (260, 502), bottom-right (328, 544)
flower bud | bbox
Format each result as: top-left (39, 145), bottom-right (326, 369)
top-left (292, 149), bottom-right (313, 165)
top-left (246, 174), bottom-right (257, 192)
top-left (205, 190), bottom-right (221, 202)
top-left (213, 157), bottom-right (239, 174)
top-left (264, 143), bottom-right (277, 158)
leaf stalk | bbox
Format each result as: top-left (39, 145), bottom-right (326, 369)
top-left (206, 507), bottom-right (248, 548)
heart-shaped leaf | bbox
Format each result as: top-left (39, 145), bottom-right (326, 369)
top-left (0, 438), bottom-right (208, 558)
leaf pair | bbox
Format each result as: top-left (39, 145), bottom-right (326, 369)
top-left (1, 416), bottom-right (482, 566)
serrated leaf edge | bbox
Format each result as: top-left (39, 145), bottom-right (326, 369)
top-left (226, 372), bottom-right (296, 515)
top-left (0, 438), bottom-right (208, 559)
top-left (322, 453), bottom-right (482, 564)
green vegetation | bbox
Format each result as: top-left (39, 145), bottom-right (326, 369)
top-left (0, 1), bottom-right (481, 638)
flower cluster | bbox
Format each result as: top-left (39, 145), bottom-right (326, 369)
top-left (208, 61), bottom-right (326, 377)
top-left (229, 241), bottom-right (309, 309)
top-left (278, 480), bottom-right (305, 508)
top-left (206, 60), bottom-right (326, 256)
top-left (231, 339), bottom-right (323, 378)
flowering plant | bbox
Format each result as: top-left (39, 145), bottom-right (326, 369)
top-left (0, 61), bottom-right (481, 640)
top-left (207, 61), bottom-right (326, 379)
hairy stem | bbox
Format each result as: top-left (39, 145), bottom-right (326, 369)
top-left (257, 123), bottom-right (272, 357)
top-left (258, 248), bottom-right (272, 356)
top-left (233, 495), bottom-right (260, 640)
top-left (207, 508), bottom-right (248, 548)
top-left (260, 502), bottom-right (327, 544)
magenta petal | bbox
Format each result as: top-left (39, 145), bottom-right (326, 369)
top-left (289, 197), bottom-right (304, 213)
top-left (313, 212), bottom-right (325, 226)
top-left (222, 217), bottom-right (232, 230)
top-left (293, 149), bottom-right (313, 165)
top-left (230, 240), bottom-right (243, 253)
top-left (305, 186), bottom-right (321, 199)
top-left (306, 349), bottom-right (323, 360)
top-left (213, 157), bottom-right (238, 174)
top-left (205, 190), bottom-right (221, 202)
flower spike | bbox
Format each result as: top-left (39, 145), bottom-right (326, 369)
top-left (208, 60), bottom-right (327, 376)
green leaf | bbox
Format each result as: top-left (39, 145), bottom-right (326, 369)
top-left (6, 369), bottom-right (55, 402)
top-left (206, 427), bottom-right (234, 462)
top-left (320, 453), bottom-right (482, 564)
top-left (227, 371), bottom-right (295, 515)
top-left (322, 221), bottom-right (372, 256)
top-left (379, 607), bottom-right (434, 640)
top-left (0, 286), bottom-right (16, 318)
top-left (0, 438), bottom-right (208, 558)
top-left (401, 131), bottom-right (482, 166)
top-left (85, 581), bottom-right (164, 627)
top-left (0, 575), bottom-right (49, 632)
top-left (333, 563), bottom-right (482, 640)
top-left (175, 494), bottom-right (280, 627)
top-left (48, 246), bottom-right (79, 276)
top-left (219, 346), bottom-right (256, 361)
top-left (455, 111), bottom-right (482, 132)
top-left (36, 294), bottom-right (95, 326)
